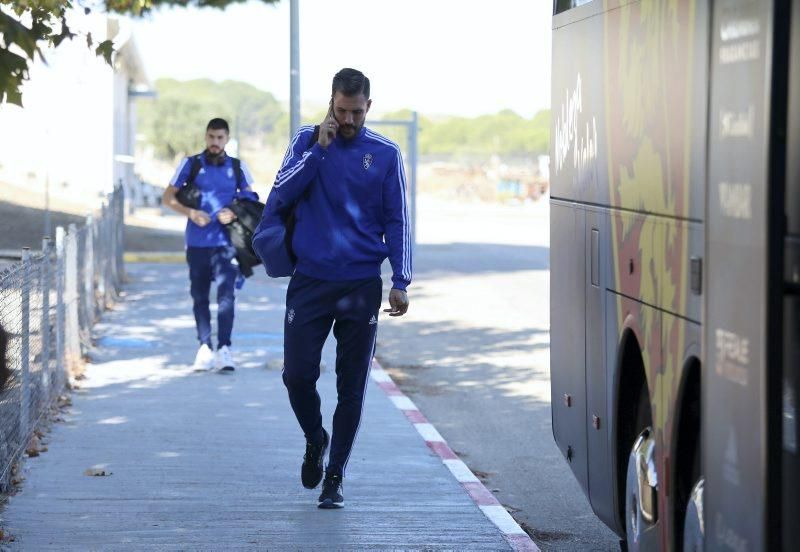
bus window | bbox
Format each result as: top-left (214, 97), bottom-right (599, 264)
top-left (554, 0), bottom-right (594, 15)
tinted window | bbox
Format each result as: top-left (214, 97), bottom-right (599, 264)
top-left (554, 0), bottom-right (594, 15)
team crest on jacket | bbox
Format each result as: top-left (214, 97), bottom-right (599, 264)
top-left (362, 153), bottom-right (373, 170)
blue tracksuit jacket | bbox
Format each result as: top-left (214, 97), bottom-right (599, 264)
top-left (269, 125), bottom-right (412, 291)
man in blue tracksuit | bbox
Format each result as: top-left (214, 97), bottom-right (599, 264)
top-left (270, 68), bottom-right (411, 508)
top-left (162, 118), bottom-right (256, 373)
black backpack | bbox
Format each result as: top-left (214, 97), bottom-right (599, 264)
top-left (175, 154), bottom-right (243, 209)
top-left (284, 125), bottom-right (320, 261)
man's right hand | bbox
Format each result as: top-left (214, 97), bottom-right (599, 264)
top-left (318, 110), bottom-right (338, 149)
top-left (189, 209), bottom-right (211, 227)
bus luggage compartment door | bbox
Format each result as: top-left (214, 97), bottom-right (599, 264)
top-left (550, 200), bottom-right (589, 493)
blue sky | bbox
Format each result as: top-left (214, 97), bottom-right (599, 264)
top-left (131, 0), bottom-right (552, 118)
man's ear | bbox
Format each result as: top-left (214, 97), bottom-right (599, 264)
top-left (366, 99), bottom-right (372, 113)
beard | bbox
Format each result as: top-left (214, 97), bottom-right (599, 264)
top-left (205, 148), bottom-right (225, 164)
top-left (339, 123), bottom-right (360, 139)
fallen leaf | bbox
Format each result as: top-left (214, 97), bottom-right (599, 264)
top-left (26, 436), bottom-right (41, 457)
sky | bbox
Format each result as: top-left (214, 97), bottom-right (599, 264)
top-left (131, 0), bottom-right (553, 119)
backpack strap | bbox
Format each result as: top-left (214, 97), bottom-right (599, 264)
top-left (307, 126), bottom-right (320, 151)
top-left (186, 155), bottom-right (203, 185)
top-left (231, 157), bottom-right (243, 192)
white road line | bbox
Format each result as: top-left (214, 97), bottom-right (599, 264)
top-left (372, 358), bottom-right (539, 551)
top-left (479, 505), bottom-right (528, 536)
top-left (414, 423), bottom-right (445, 443)
top-left (389, 395), bottom-right (417, 411)
top-left (370, 368), bottom-right (392, 383)
top-left (443, 459), bottom-right (480, 483)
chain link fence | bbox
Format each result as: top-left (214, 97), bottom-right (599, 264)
top-left (0, 185), bottom-right (124, 493)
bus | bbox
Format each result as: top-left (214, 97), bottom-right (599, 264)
top-left (549, 0), bottom-right (799, 550)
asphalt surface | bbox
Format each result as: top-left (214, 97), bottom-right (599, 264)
top-left (375, 197), bottom-right (621, 551)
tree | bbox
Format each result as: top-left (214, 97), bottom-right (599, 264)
top-left (0, 0), bottom-right (277, 106)
top-left (417, 109), bottom-right (550, 157)
top-left (138, 78), bottom-right (285, 159)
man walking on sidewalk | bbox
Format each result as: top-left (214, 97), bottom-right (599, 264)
top-left (269, 68), bottom-right (411, 508)
top-left (162, 118), bottom-right (257, 372)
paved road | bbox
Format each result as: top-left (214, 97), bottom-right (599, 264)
top-left (376, 196), bottom-right (621, 551)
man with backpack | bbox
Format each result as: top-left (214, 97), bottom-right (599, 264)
top-left (162, 118), bottom-right (257, 372)
top-left (260, 68), bottom-right (412, 509)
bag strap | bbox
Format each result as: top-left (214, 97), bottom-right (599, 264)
top-left (232, 157), bottom-right (243, 192)
top-left (188, 154), bottom-right (244, 193)
top-left (185, 155), bottom-right (203, 186)
top-left (307, 126), bottom-right (320, 151)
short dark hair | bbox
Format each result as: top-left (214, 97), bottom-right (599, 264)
top-left (332, 68), bottom-right (370, 99)
top-left (207, 118), bottom-right (230, 133)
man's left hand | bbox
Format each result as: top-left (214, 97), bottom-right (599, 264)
top-left (383, 289), bottom-right (409, 317)
top-left (217, 208), bottom-right (237, 224)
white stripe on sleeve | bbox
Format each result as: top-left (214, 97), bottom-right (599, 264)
top-left (240, 160), bottom-right (255, 186)
top-left (169, 157), bottom-right (189, 186)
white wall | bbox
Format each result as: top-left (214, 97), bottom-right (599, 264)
top-left (0, 12), bottom-right (143, 207)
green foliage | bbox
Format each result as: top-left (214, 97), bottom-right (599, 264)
top-left (0, 0), bottom-right (277, 105)
top-left (138, 78), bottom-right (551, 161)
top-left (418, 109), bottom-right (550, 156)
top-left (138, 78), bottom-right (284, 159)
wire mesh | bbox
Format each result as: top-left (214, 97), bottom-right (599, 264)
top-left (0, 185), bottom-right (125, 494)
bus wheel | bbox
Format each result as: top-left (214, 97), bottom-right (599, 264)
top-left (625, 427), bottom-right (659, 551)
top-left (682, 477), bottom-right (704, 551)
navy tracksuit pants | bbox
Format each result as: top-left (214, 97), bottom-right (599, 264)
top-left (282, 272), bottom-right (382, 477)
top-left (186, 246), bottom-right (238, 348)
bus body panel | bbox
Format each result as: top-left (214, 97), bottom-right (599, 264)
top-left (551, 4), bottom-right (607, 206)
top-left (705, 1), bottom-right (776, 549)
top-left (550, 200), bottom-right (589, 493)
top-left (551, 0), bottom-right (710, 544)
top-left (783, 0), bottom-right (800, 540)
top-left (552, 0), bottom-right (796, 548)
top-left (585, 207), bottom-right (612, 528)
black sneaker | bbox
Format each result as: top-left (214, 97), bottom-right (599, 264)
top-left (318, 472), bottom-right (344, 509)
top-left (301, 428), bottom-right (329, 489)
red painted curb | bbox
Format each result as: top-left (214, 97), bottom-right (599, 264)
top-left (371, 359), bottom-right (540, 552)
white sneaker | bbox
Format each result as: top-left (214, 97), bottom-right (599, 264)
top-left (192, 344), bottom-right (215, 371)
top-left (217, 345), bottom-right (235, 372)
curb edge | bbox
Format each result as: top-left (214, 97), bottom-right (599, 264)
top-left (370, 359), bottom-right (540, 552)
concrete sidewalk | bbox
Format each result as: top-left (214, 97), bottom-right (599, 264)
top-left (0, 263), bottom-right (528, 550)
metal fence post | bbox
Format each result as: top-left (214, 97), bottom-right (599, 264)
top-left (103, 202), bottom-right (112, 304)
top-left (55, 227), bottom-right (65, 388)
top-left (85, 214), bottom-right (95, 322)
top-left (40, 237), bottom-right (51, 396)
top-left (65, 223), bottom-right (80, 374)
top-left (20, 247), bottom-right (30, 442)
top-left (116, 184), bottom-right (125, 286)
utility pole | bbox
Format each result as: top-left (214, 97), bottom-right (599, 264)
top-left (290, 0), bottom-right (300, 139)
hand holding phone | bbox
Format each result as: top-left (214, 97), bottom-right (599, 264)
top-left (318, 101), bottom-right (338, 149)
